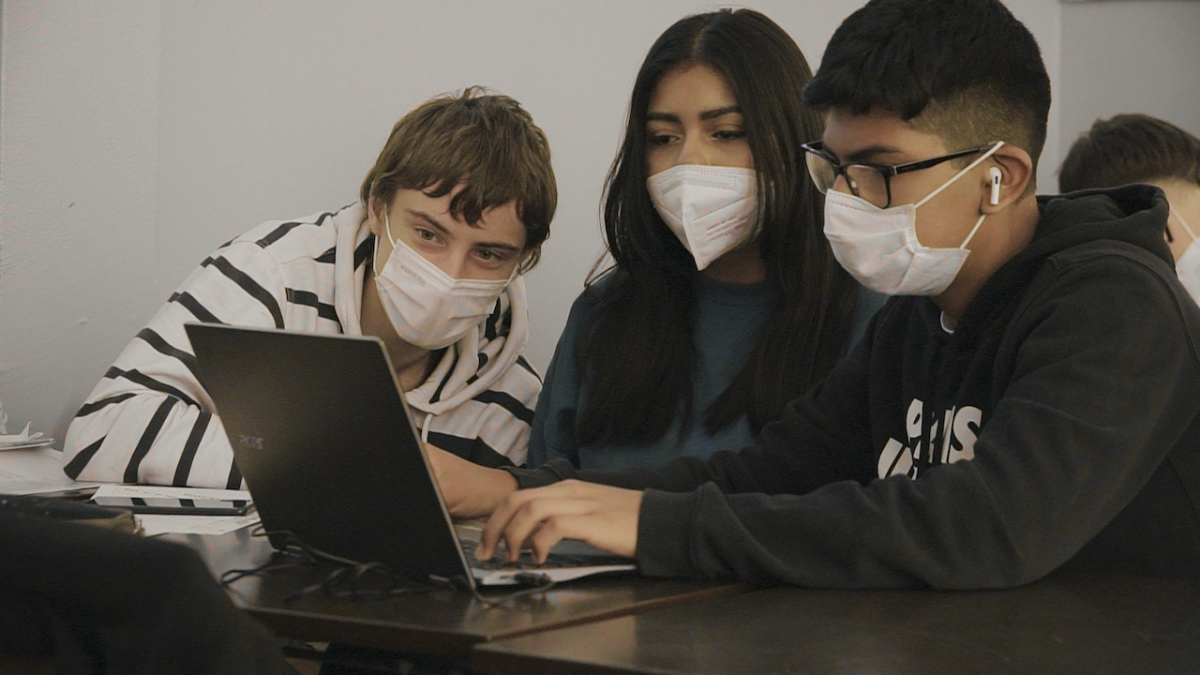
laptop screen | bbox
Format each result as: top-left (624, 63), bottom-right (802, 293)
top-left (186, 323), bottom-right (472, 584)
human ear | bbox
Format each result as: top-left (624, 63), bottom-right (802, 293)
top-left (980, 145), bottom-right (1033, 214)
top-left (366, 195), bottom-right (385, 237)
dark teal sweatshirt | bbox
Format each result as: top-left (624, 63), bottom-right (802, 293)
top-left (529, 271), bottom-right (885, 470)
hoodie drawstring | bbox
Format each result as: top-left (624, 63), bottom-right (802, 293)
top-left (420, 412), bottom-right (433, 445)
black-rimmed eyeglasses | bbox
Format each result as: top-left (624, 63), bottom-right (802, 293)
top-left (801, 140), bottom-right (993, 209)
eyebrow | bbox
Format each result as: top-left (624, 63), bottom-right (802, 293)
top-left (406, 208), bottom-right (451, 237)
top-left (404, 208), bottom-right (523, 254)
top-left (646, 105), bottom-right (743, 124)
top-left (843, 144), bottom-right (907, 164)
top-left (700, 105), bottom-right (742, 121)
top-left (479, 242), bottom-right (522, 256)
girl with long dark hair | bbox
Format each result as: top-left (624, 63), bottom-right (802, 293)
top-left (530, 9), bottom-right (883, 470)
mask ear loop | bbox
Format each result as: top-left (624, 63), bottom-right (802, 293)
top-left (373, 210), bottom-right (398, 278)
top-left (914, 141), bottom-right (1006, 209)
top-left (958, 213), bottom-right (988, 251)
top-left (911, 141), bottom-right (1005, 252)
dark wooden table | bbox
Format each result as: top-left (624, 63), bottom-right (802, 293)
top-left (174, 527), bottom-right (744, 659)
top-left (472, 569), bottom-right (1200, 674)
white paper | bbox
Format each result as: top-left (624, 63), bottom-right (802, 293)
top-left (0, 421), bottom-right (38, 442)
top-left (136, 513), bottom-right (261, 537)
top-left (0, 447), bottom-right (98, 496)
top-left (91, 484), bottom-right (252, 501)
top-left (0, 421), bottom-right (54, 451)
top-left (91, 484), bottom-right (258, 536)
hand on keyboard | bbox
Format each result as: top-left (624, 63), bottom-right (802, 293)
top-left (475, 480), bottom-right (642, 564)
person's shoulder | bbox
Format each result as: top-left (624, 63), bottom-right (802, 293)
top-left (565, 266), bottom-right (629, 320)
top-left (1044, 237), bottom-right (1177, 293)
top-left (579, 266), bottom-right (627, 300)
top-left (1018, 187), bottom-right (1180, 304)
top-left (487, 352), bottom-right (543, 406)
top-left (1026, 238), bottom-right (1194, 343)
top-left (227, 204), bottom-right (358, 266)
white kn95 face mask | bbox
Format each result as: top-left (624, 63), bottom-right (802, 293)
top-left (1171, 206), bottom-right (1200, 302)
top-left (823, 141), bottom-right (1004, 296)
top-left (372, 212), bottom-right (512, 351)
top-left (647, 164), bottom-right (759, 271)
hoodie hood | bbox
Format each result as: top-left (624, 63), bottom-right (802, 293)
top-left (1027, 184), bottom-right (1172, 266)
top-left (957, 184), bottom-right (1172, 334)
top-left (330, 204), bottom-right (529, 417)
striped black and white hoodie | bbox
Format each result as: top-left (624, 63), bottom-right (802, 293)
top-left (62, 203), bottom-right (541, 488)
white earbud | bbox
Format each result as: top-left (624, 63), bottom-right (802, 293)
top-left (988, 167), bottom-right (1002, 206)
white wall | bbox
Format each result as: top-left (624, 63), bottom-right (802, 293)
top-left (0, 0), bottom-right (1122, 443)
top-left (0, 0), bottom-right (162, 440)
top-left (1057, 0), bottom-right (1200, 189)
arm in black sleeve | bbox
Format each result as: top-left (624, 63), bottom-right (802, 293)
top-left (634, 253), bottom-right (1200, 588)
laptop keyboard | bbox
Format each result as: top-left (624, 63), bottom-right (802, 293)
top-left (460, 538), bottom-right (614, 571)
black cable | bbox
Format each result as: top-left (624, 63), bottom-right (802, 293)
top-left (219, 529), bottom-right (448, 602)
top-left (221, 528), bottom-right (563, 606)
top-left (466, 572), bottom-right (558, 609)
top-left (219, 549), bottom-right (309, 586)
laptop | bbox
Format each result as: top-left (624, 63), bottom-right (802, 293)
top-left (185, 323), bottom-right (636, 588)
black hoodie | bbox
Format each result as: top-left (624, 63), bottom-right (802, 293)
top-left (513, 185), bottom-right (1200, 589)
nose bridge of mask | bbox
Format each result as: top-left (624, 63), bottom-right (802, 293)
top-left (383, 213), bottom-right (511, 295)
top-left (381, 214), bottom-right (455, 293)
top-left (680, 173), bottom-right (753, 217)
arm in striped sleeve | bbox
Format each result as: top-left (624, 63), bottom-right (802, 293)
top-left (63, 242), bottom-right (288, 487)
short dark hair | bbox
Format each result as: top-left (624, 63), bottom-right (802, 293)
top-left (804, 0), bottom-right (1051, 190)
top-left (360, 87), bottom-right (557, 272)
top-left (1059, 114), bottom-right (1200, 193)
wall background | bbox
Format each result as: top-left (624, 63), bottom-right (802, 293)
top-left (0, 1), bottom-right (1195, 442)
top-left (1058, 0), bottom-right (1200, 170)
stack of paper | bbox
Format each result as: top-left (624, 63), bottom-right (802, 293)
top-left (91, 484), bottom-right (261, 536)
top-left (0, 422), bottom-right (55, 452)
top-left (0, 447), bottom-right (97, 497)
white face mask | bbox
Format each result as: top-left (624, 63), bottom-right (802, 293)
top-left (823, 142), bottom-right (1004, 296)
top-left (647, 164), bottom-right (758, 271)
top-left (372, 213), bottom-right (512, 350)
top-left (1171, 206), bottom-right (1200, 301)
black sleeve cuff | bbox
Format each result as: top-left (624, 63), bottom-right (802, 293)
top-left (501, 457), bottom-right (582, 489)
top-left (635, 487), bottom-right (704, 578)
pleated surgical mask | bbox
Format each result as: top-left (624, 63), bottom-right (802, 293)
top-left (823, 142), bottom-right (1004, 296)
top-left (372, 213), bottom-right (511, 350)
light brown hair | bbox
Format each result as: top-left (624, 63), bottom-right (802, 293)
top-left (360, 87), bottom-right (557, 271)
top-left (1059, 113), bottom-right (1200, 193)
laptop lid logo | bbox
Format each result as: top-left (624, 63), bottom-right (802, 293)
top-left (239, 435), bottom-right (264, 450)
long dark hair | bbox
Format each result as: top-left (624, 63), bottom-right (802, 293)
top-left (574, 9), bottom-right (859, 448)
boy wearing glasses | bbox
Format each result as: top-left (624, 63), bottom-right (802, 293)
top-left (430, 0), bottom-right (1200, 588)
